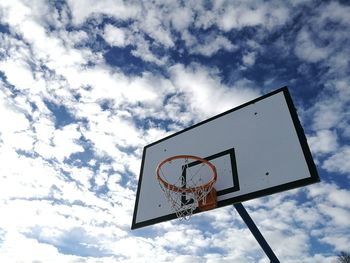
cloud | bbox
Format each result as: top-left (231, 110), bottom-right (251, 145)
top-left (35, 124), bottom-right (84, 162)
top-left (217, 1), bottom-right (289, 31)
top-left (242, 51), bottom-right (256, 67)
top-left (0, 90), bottom-right (30, 134)
top-left (103, 25), bottom-right (127, 48)
top-left (0, 153), bottom-right (55, 200)
top-left (169, 63), bottom-right (259, 119)
top-left (304, 79), bottom-right (350, 173)
top-left (307, 129), bottom-right (338, 155)
top-left (313, 97), bottom-right (344, 129)
top-left (190, 35), bottom-right (237, 57)
top-left (0, 232), bottom-right (79, 263)
top-left (170, 6), bottom-right (193, 31)
top-left (294, 29), bottom-right (330, 63)
top-left (66, 0), bottom-right (139, 26)
top-left (322, 146), bottom-right (350, 176)
top-left (0, 58), bottom-right (37, 92)
top-left (137, 8), bottom-right (174, 48)
top-left (318, 203), bottom-right (350, 228)
top-left (305, 183), bottom-right (350, 252)
top-left (294, 2), bottom-right (350, 71)
top-left (320, 235), bottom-right (350, 253)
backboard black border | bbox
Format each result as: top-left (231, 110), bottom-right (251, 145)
top-left (131, 87), bottom-right (320, 230)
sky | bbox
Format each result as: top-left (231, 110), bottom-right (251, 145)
top-left (0, 0), bottom-right (349, 262)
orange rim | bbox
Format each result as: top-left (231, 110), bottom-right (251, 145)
top-left (156, 155), bottom-right (217, 193)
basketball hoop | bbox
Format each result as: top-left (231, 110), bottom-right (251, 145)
top-left (156, 155), bottom-right (217, 219)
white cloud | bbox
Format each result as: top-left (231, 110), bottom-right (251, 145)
top-left (156, 228), bottom-right (209, 252)
top-left (0, 232), bottom-right (82, 263)
top-left (103, 24), bottom-right (127, 47)
top-left (169, 63), bottom-right (259, 119)
top-left (0, 0), bottom-right (64, 31)
top-left (322, 146), bottom-right (350, 175)
top-left (0, 153), bottom-right (66, 210)
top-left (305, 78), bottom-right (350, 161)
top-left (307, 183), bottom-right (347, 205)
top-left (295, 2), bottom-right (350, 70)
top-left (108, 236), bottom-right (173, 262)
top-left (270, 229), bottom-right (310, 259)
top-left (219, 6), bottom-right (262, 31)
top-left (307, 129), bottom-right (338, 155)
top-left (63, 166), bottom-right (94, 189)
top-left (138, 8), bottom-right (174, 48)
top-left (211, 228), bottom-right (259, 259)
top-left (320, 235), bottom-right (350, 253)
top-left (305, 78), bottom-right (349, 176)
top-left (311, 100), bottom-right (344, 131)
top-left (317, 2), bottom-right (350, 28)
top-left (170, 6), bottom-right (193, 31)
top-left (305, 183), bottom-right (350, 252)
top-left (130, 36), bottom-right (169, 65)
top-left (217, 1), bottom-right (289, 31)
top-left (294, 29), bottom-right (330, 63)
top-left (0, 1), bottom-right (31, 27)
top-left (0, 91), bottom-right (30, 133)
top-left (318, 204), bottom-right (350, 228)
top-left (33, 123), bottom-right (84, 162)
top-left (0, 59), bottom-right (37, 91)
top-left (293, 206), bottom-right (323, 229)
top-left (0, 90), bottom-right (35, 152)
top-left (66, 0), bottom-right (139, 25)
top-left (244, 184), bottom-right (350, 259)
top-left (63, 67), bottom-right (164, 107)
top-left (332, 79), bottom-right (350, 100)
top-left (242, 52), bottom-right (256, 67)
top-left (190, 35), bottom-right (236, 57)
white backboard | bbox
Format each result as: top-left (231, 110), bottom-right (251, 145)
top-left (132, 87), bottom-right (319, 229)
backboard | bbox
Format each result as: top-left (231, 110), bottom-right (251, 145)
top-left (131, 87), bottom-right (319, 229)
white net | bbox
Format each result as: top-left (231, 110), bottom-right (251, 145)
top-left (157, 156), bottom-right (216, 219)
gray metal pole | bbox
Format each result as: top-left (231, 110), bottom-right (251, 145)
top-left (233, 203), bottom-right (280, 263)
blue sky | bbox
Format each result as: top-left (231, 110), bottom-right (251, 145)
top-left (0, 0), bottom-right (349, 262)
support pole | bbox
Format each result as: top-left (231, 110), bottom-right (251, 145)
top-left (233, 203), bottom-right (280, 263)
